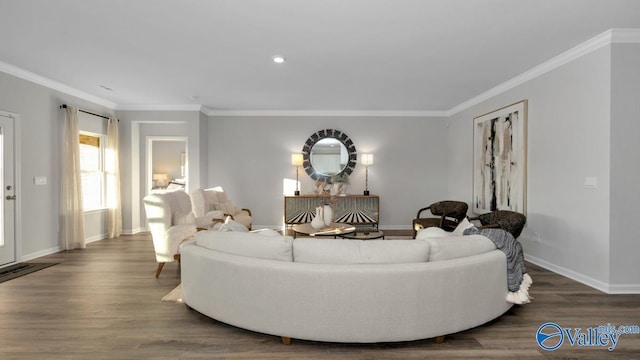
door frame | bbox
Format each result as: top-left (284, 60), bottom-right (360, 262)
top-left (0, 110), bottom-right (21, 266)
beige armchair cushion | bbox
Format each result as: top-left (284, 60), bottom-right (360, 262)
top-left (191, 187), bottom-right (252, 230)
top-left (143, 190), bottom-right (197, 263)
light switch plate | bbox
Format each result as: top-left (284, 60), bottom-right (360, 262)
top-left (34, 176), bottom-right (47, 185)
top-left (584, 176), bottom-right (597, 189)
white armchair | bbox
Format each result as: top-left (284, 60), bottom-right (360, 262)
top-left (143, 190), bottom-right (198, 278)
top-left (190, 187), bottom-right (252, 230)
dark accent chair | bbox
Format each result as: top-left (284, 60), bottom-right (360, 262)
top-left (469, 210), bottom-right (527, 239)
top-left (412, 201), bottom-right (469, 238)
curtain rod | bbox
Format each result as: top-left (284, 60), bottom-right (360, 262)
top-left (59, 104), bottom-right (118, 121)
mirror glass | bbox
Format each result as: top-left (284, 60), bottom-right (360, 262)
top-left (302, 129), bottom-right (356, 183)
top-left (310, 138), bottom-right (348, 176)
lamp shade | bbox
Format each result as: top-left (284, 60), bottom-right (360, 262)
top-left (291, 153), bottom-right (304, 166)
top-left (152, 173), bottom-right (168, 181)
top-left (361, 154), bottom-right (373, 166)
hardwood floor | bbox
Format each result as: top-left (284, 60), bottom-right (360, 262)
top-left (1, 233), bottom-right (639, 359)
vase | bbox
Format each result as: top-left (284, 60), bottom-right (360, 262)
top-left (330, 183), bottom-right (347, 196)
top-left (311, 206), bottom-right (325, 229)
top-left (322, 204), bottom-right (333, 227)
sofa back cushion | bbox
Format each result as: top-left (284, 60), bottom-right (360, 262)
top-left (423, 234), bottom-right (496, 262)
top-left (293, 239), bottom-right (429, 264)
top-left (195, 230), bottom-right (293, 262)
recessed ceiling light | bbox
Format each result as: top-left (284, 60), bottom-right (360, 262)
top-left (272, 55), bottom-right (286, 64)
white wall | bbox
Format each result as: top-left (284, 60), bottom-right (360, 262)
top-left (207, 116), bottom-right (448, 229)
top-left (609, 43), bottom-right (640, 290)
top-left (447, 45), bottom-right (613, 290)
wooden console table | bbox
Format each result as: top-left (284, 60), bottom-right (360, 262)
top-left (284, 195), bottom-right (380, 227)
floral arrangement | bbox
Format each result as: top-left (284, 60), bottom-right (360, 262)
top-left (331, 173), bottom-right (350, 184)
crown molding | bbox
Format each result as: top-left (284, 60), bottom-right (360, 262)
top-left (446, 29), bottom-right (623, 116)
top-left (0, 60), bottom-right (117, 109)
top-left (447, 28), bottom-right (640, 116)
top-left (611, 28), bottom-right (640, 43)
top-left (204, 109), bottom-right (446, 117)
top-left (115, 104), bottom-right (203, 112)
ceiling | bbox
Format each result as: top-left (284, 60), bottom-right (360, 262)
top-left (1, 0), bottom-right (640, 115)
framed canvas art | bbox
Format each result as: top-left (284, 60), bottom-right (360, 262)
top-left (473, 100), bottom-right (527, 214)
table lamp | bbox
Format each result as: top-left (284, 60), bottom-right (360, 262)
top-left (291, 153), bottom-right (304, 195)
top-left (361, 154), bottom-right (373, 195)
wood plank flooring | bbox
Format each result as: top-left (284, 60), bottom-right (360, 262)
top-left (1, 233), bottom-right (639, 359)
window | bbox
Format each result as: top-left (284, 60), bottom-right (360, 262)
top-left (79, 132), bottom-right (105, 210)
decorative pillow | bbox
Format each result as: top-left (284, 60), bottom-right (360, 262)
top-left (204, 210), bottom-right (225, 220)
top-left (293, 239), bottom-right (429, 264)
top-left (218, 216), bottom-right (249, 232)
top-left (452, 217), bottom-right (475, 236)
top-left (415, 226), bottom-right (449, 239)
top-left (196, 231), bottom-right (293, 262)
top-left (424, 234), bottom-right (496, 262)
top-left (215, 200), bottom-right (236, 215)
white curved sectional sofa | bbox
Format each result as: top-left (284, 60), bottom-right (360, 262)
top-left (180, 229), bottom-right (512, 344)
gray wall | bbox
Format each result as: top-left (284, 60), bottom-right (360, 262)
top-left (0, 71), bottom-right (115, 260)
top-left (447, 45), bottom-right (618, 291)
top-left (207, 116), bottom-right (448, 229)
top-left (116, 110), bottom-right (203, 233)
top-left (610, 43), bottom-right (640, 289)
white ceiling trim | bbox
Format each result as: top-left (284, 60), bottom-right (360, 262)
top-left (116, 104), bottom-right (203, 112)
top-left (611, 28), bottom-right (640, 42)
top-left (0, 60), bottom-right (117, 109)
top-left (204, 109), bottom-right (447, 117)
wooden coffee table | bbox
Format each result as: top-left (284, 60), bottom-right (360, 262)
top-left (292, 223), bottom-right (356, 238)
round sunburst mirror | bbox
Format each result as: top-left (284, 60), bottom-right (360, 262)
top-left (302, 129), bottom-right (357, 183)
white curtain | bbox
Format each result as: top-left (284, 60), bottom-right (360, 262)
top-left (106, 117), bottom-right (122, 238)
top-left (60, 106), bottom-right (85, 250)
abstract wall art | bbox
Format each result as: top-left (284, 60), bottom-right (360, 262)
top-left (473, 100), bottom-right (527, 214)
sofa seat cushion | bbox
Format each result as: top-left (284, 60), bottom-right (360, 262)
top-left (423, 235), bottom-right (496, 262)
top-left (293, 239), bottom-right (429, 264)
top-left (195, 230), bottom-right (293, 262)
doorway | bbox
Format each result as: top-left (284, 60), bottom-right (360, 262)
top-left (146, 137), bottom-right (188, 194)
top-left (0, 111), bottom-right (17, 267)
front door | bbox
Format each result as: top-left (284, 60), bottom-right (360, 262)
top-left (0, 111), bottom-right (16, 266)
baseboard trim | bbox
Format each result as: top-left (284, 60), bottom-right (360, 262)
top-left (525, 254), bottom-right (612, 294)
top-left (122, 227), bottom-right (146, 235)
top-left (607, 284), bottom-right (640, 294)
top-left (86, 233), bottom-right (107, 244)
top-left (21, 246), bottom-right (61, 262)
